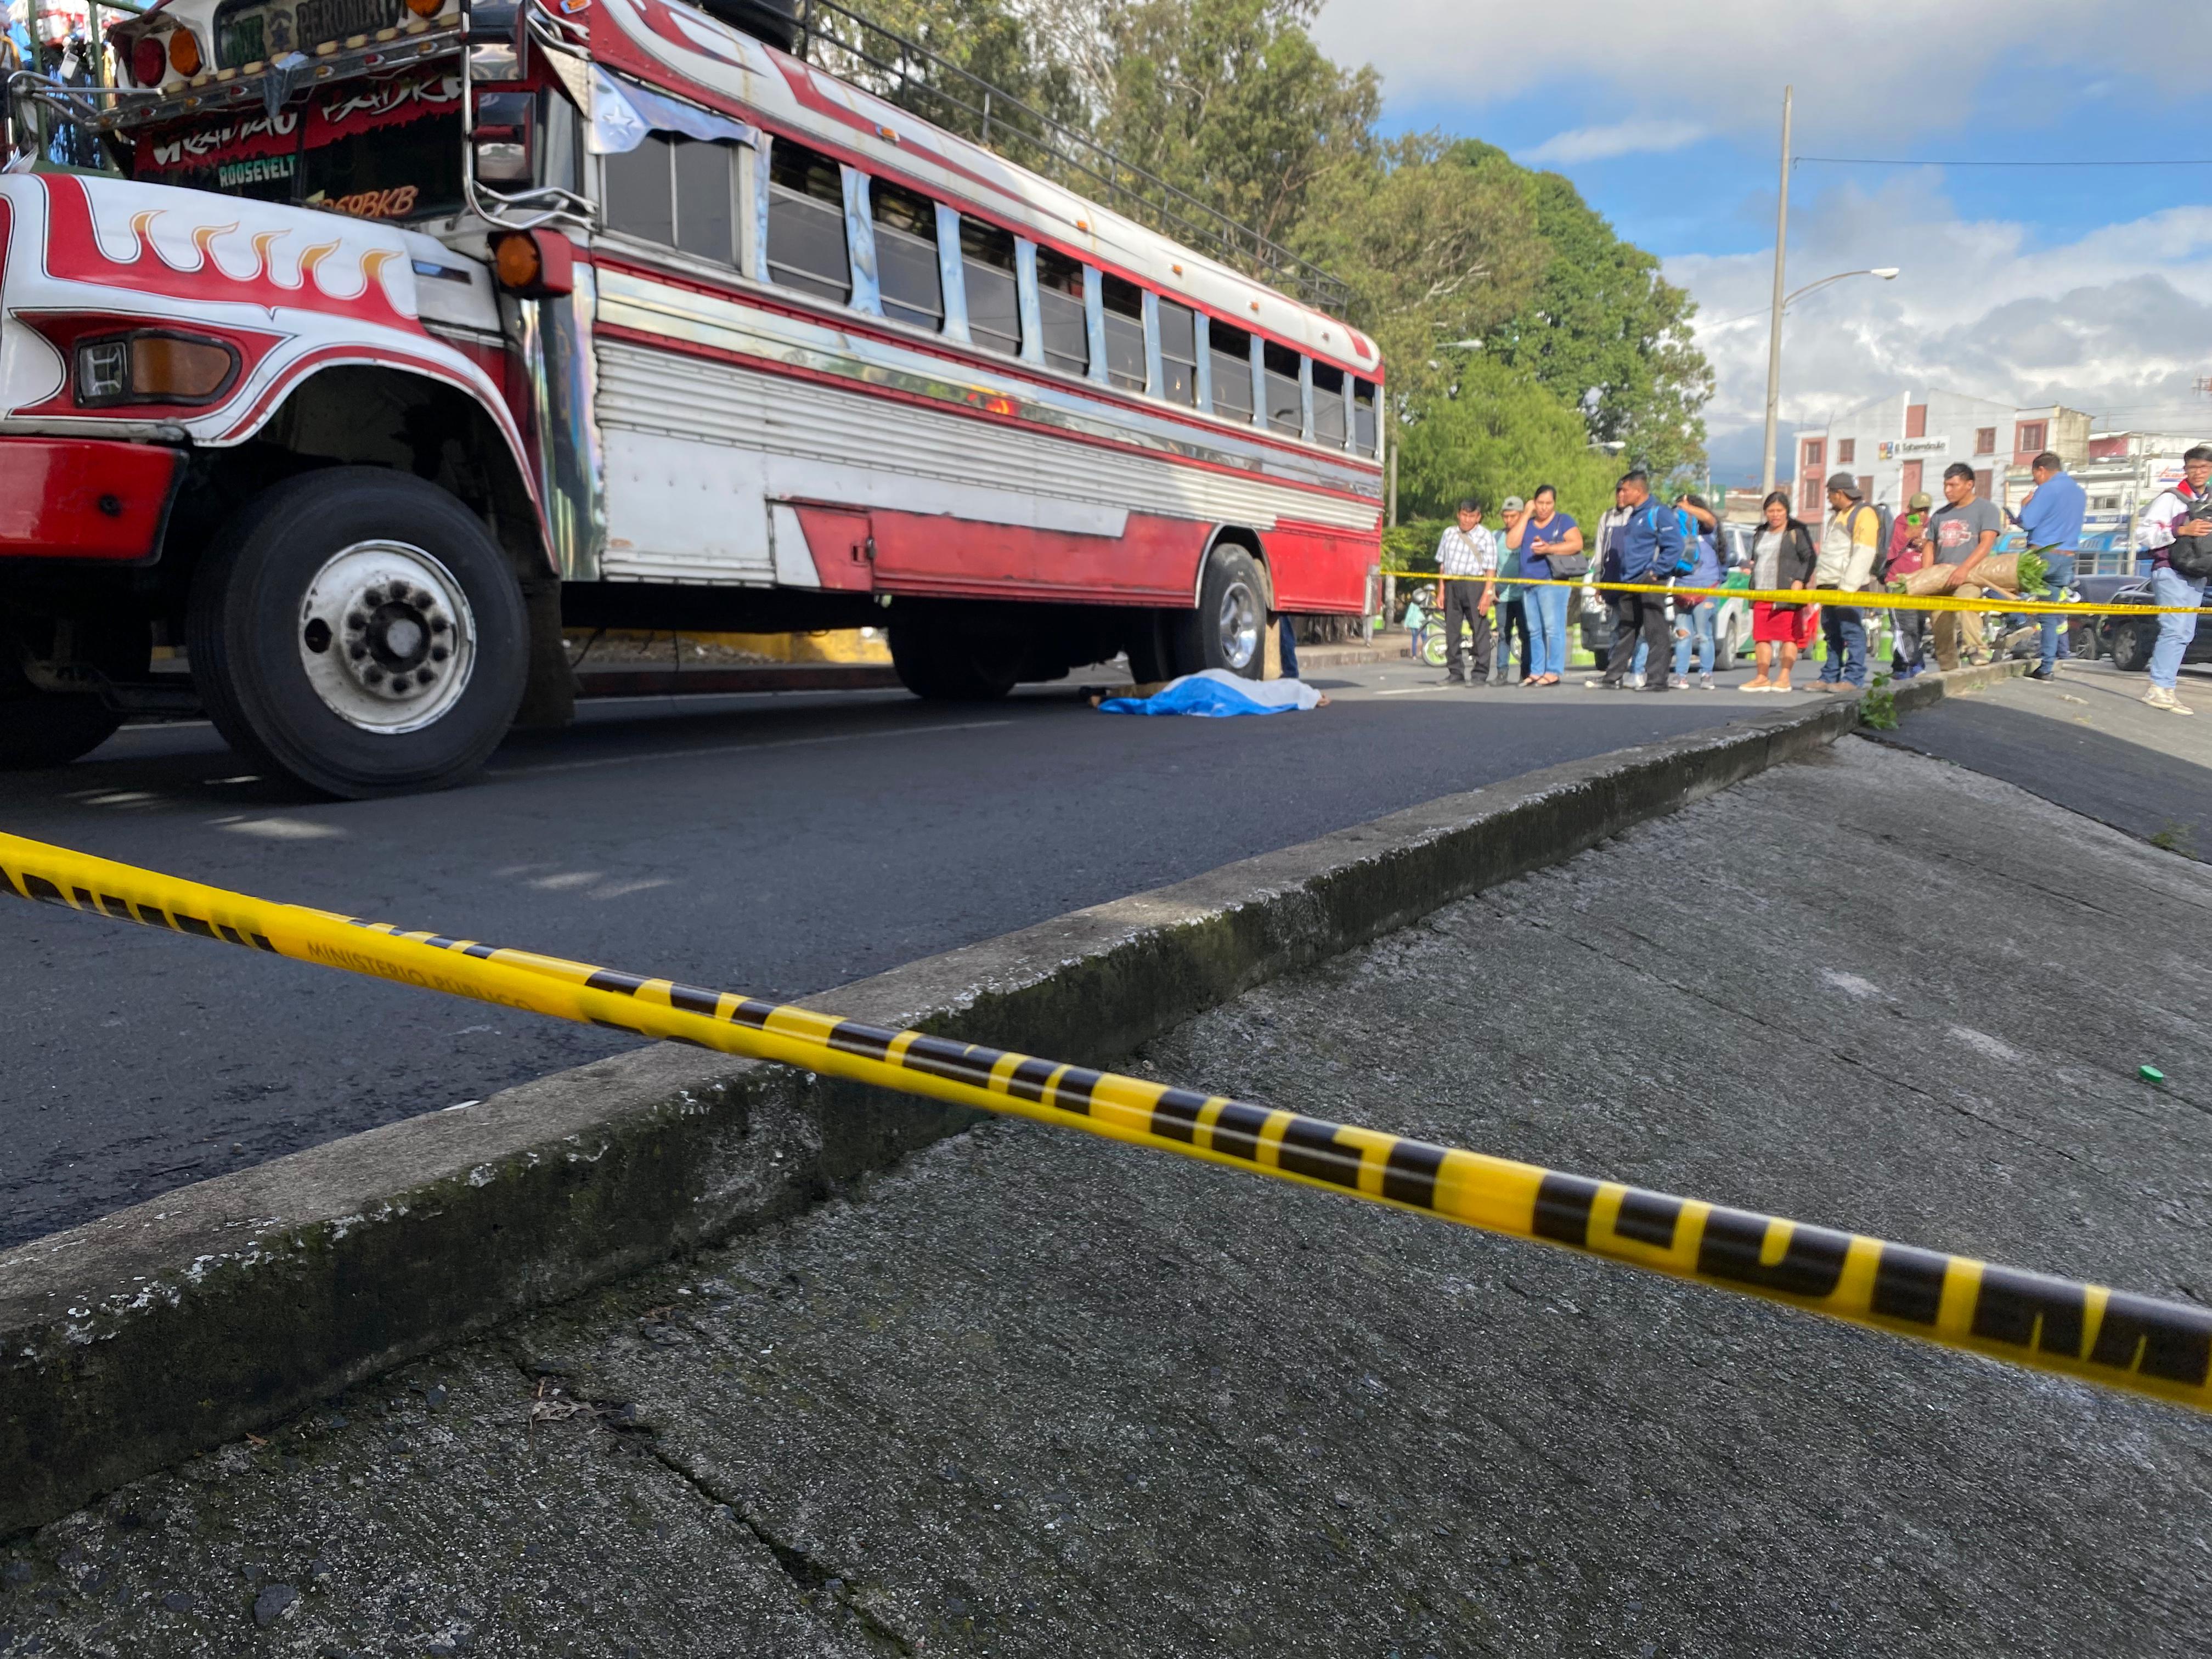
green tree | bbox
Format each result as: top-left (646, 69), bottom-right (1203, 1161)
top-left (1395, 356), bottom-right (1623, 532)
top-left (1294, 135), bottom-right (1543, 411)
top-left (1474, 148), bottom-right (1712, 478)
top-left (1097, 0), bottom-right (1379, 249)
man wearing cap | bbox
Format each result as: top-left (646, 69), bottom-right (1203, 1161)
top-left (1492, 496), bottom-right (1531, 683)
top-left (1884, 489), bottom-right (1936, 678)
top-left (1433, 497), bottom-right (1497, 685)
top-left (1815, 472), bottom-right (1883, 690)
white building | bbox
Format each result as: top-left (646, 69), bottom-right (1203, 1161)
top-left (2010, 431), bottom-right (2206, 573)
top-left (1791, 392), bottom-right (2089, 520)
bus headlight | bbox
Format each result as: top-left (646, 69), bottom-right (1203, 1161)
top-left (75, 332), bottom-right (241, 408)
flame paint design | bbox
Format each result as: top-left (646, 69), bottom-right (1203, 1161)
top-left (38, 178), bottom-right (416, 325)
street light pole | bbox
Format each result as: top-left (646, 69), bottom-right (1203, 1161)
top-left (1759, 86), bottom-right (1792, 500)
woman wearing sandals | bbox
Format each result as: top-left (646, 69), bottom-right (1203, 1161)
top-left (1743, 490), bottom-right (1819, 692)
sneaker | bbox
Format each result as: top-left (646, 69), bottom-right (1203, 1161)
top-left (1584, 676), bottom-right (1621, 690)
top-left (1628, 673), bottom-right (1646, 689)
top-left (2027, 664), bottom-right (2055, 681)
top-left (1442, 674), bottom-right (1465, 685)
top-left (2143, 686), bottom-right (2195, 715)
top-left (1699, 673), bottom-right (1716, 690)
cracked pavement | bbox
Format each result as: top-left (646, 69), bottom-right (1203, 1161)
top-left (6, 737), bottom-right (2211, 1657)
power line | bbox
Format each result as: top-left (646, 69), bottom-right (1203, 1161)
top-left (1795, 155), bottom-right (2212, 168)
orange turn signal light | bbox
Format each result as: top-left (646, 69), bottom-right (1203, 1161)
top-left (167, 27), bottom-right (201, 75)
top-left (489, 229), bottom-right (573, 299)
top-left (404, 0), bottom-right (442, 14)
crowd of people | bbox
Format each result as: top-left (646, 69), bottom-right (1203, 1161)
top-left (1412, 443), bottom-right (2210, 711)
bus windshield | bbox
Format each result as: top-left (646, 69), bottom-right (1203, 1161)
top-left (121, 70), bottom-right (464, 222)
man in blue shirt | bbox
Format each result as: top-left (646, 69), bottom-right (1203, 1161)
top-left (1587, 470), bottom-right (1685, 691)
top-left (2011, 450), bottom-right (2085, 681)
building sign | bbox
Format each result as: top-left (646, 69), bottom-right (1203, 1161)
top-left (1878, 437), bottom-right (1949, 460)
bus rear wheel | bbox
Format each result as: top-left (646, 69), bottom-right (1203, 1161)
top-left (188, 469), bottom-right (529, 799)
top-left (888, 616), bottom-right (1020, 701)
top-left (1164, 545), bottom-right (1267, 680)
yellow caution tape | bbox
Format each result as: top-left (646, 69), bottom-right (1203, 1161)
top-left (1388, 569), bottom-right (2210, 616)
top-left (5, 828), bottom-right (2209, 1415)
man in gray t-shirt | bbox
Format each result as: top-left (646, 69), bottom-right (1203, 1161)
top-left (1920, 463), bottom-right (2004, 669)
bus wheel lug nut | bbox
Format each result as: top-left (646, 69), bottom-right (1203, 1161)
top-left (429, 645), bottom-right (449, 663)
top-left (347, 612), bottom-right (368, 631)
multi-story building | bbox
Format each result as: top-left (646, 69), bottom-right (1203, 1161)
top-left (1792, 392), bottom-right (2090, 519)
top-left (2006, 431), bottom-right (2204, 573)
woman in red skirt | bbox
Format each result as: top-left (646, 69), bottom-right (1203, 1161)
top-left (1744, 490), bottom-right (1820, 692)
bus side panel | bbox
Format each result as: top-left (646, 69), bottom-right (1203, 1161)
top-left (1262, 520), bottom-right (1379, 613)
top-left (861, 507), bottom-right (1203, 603)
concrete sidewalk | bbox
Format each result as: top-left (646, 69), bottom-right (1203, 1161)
top-left (7, 736), bottom-right (2210, 1657)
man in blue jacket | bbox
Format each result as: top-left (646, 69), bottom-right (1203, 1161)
top-left (1587, 470), bottom-right (1685, 691)
top-left (2011, 450), bottom-right (2086, 681)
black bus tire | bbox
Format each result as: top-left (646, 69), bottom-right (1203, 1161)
top-left (888, 618), bottom-right (1019, 701)
top-left (188, 468), bottom-right (529, 799)
top-left (1165, 545), bottom-right (1267, 680)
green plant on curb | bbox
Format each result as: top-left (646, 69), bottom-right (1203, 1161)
top-left (2149, 822), bottom-right (2196, 857)
top-left (1859, 684), bottom-right (1899, 731)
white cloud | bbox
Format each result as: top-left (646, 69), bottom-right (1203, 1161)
top-left (1314, 0), bottom-right (2209, 139)
top-left (1520, 119), bottom-right (1704, 166)
top-left (1668, 177), bottom-right (2212, 482)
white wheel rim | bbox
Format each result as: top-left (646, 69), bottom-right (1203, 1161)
top-left (296, 541), bottom-right (477, 734)
top-left (1217, 579), bottom-right (1262, 671)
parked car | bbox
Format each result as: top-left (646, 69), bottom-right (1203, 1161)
top-left (2101, 579), bottom-right (2212, 673)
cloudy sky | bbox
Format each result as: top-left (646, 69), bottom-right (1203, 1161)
top-left (1312, 0), bottom-right (2212, 485)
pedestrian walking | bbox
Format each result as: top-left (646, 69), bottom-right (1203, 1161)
top-left (2011, 450), bottom-right (2086, 682)
top-left (1672, 493), bottom-right (1723, 689)
top-left (1492, 496), bottom-right (1532, 683)
top-left (1586, 470), bottom-right (1683, 691)
top-left (1814, 473), bottom-right (1883, 690)
top-left (1433, 498), bottom-right (1497, 685)
top-left (1742, 490), bottom-right (1818, 692)
top-left (2132, 443), bottom-right (2212, 715)
top-left (1504, 484), bottom-right (1583, 686)
top-left (1922, 463), bottom-right (2002, 671)
top-left (1886, 490), bottom-right (1934, 678)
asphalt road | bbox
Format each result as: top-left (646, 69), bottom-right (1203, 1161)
top-left (2, 659), bottom-right (1785, 1249)
top-left (1872, 659), bottom-right (2212, 861)
top-left (10, 739), bottom-right (2208, 1656)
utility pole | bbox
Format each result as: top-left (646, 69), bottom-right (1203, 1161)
top-left (1759, 86), bottom-right (1793, 500)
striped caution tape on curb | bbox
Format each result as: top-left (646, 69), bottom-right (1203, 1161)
top-left (1385, 569), bottom-right (2211, 616)
top-left (5, 828), bottom-right (2210, 1415)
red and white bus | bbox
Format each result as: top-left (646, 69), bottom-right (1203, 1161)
top-left (0, 0), bottom-right (1384, 795)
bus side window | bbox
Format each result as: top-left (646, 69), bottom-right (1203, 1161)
top-left (960, 218), bottom-right (1021, 357)
top-left (768, 138), bottom-right (851, 303)
top-left (1100, 274), bottom-right (1146, 392)
top-left (1158, 300), bottom-right (1199, 406)
top-left (1034, 247), bottom-right (1089, 376)
top-left (601, 134), bottom-right (675, 246)
top-left (674, 141), bottom-right (735, 267)
top-left (1312, 361), bottom-right (1346, 446)
top-left (1262, 341), bottom-right (1302, 436)
top-left (1209, 320), bottom-right (1253, 423)
top-left (872, 179), bottom-right (943, 330)
top-left (1352, 376), bottom-right (1378, 454)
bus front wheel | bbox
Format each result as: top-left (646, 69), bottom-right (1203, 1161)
top-left (188, 469), bottom-right (529, 799)
top-left (1164, 545), bottom-right (1267, 680)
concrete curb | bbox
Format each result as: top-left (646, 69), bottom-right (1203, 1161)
top-left (0, 666), bottom-right (2007, 1537)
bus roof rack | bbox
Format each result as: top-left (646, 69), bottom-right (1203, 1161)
top-left (787, 0), bottom-right (1351, 315)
